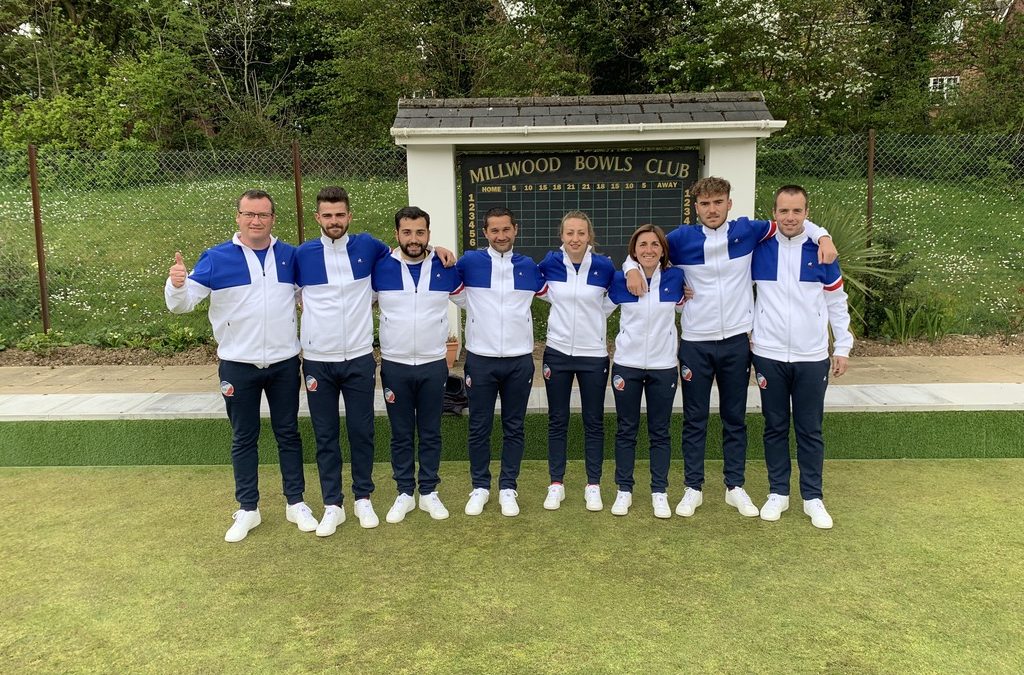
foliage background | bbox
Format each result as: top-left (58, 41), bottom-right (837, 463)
top-left (1, 0), bottom-right (1022, 150)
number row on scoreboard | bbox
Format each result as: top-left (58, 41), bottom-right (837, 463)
top-left (482, 181), bottom-right (685, 193)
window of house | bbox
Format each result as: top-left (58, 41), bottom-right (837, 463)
top-left (929, 76), bottom-right (961, 100)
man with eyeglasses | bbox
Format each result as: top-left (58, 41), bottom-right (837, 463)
top-left (166, 189), bottom-right (316, 543)
top-left (294, 186), bottom-right (456, 534)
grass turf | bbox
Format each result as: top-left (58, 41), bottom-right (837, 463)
top-left (1, 459), bottom-right (1022, 672)
top-left (2, 412), bottom-right (1022, 467)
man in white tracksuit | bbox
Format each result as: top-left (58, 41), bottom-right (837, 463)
top-left (373, 206), bottom-right (460, 524)
top-left (166, 189), bottom-right (317, 543)
top-left (750, 185), bottom-right (853, 529)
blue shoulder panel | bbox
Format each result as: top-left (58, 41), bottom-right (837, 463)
top-left (726, 217), bottom-right (765, 259)
top-left (657, 267), bottom-right (686, 303)
top-left (512, 253), bottom-right (543, 292)
top-left (588, 254), bottom-right (616, 288)
top-left (668, 225), bottom-right (706, 266)
top-left (457, 251), bottom-right (492, 288)
top-left (752, 238), bottom-right (779, 282)
top-left (295, 240), bottom-right (328, 287)
top-left (348, 233), bottom-right (389, 280)
top-left (799, 241), bottom-right (842, 284)
top-left (272, 241), bottom-right (298, 285)
top-left (428, 256), bottom-right (461, 292)
top-left (538, 251), bottom-right (568, 283)
top-left (191, 241), bottom-right (250, 291)
top-left (372, 256), bottom-right (404, 292)
top-left (607, 271), bottom-right (639, 304)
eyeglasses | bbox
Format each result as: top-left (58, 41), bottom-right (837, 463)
top-left (238, 211), bottom-right (274, 221)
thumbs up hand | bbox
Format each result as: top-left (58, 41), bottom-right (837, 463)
top-left (169, 251), bottom-right (188, 288)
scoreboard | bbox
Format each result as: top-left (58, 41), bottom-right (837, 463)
top-left (459, 150), bottom-right (699, 264)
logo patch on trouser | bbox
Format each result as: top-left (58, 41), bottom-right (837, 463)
top-left (680, 365), bottom-right (693, 381)
top-left (756, 372), bottom-right (768, 389)
top-left (542, 364), bottom-right (551, 380)
top-left (220, 381), bottom-right (235, 397)
top-left (384, 387), bottom-right (396, 404)
top-left (612, 375), bottom-right (625, 391)
top-left (304, 375), bottom-right (318, 392)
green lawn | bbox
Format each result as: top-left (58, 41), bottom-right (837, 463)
top-left (1, 459), bottom-right (1022, 672)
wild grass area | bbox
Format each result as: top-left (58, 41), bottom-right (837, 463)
top-left (1, 460), bottom-right (1022, 672)
top-left (1, 175), bottom-right (1021, 343)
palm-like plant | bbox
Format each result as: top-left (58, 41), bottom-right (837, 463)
top-left (810, 202), bottom-right (900, 332)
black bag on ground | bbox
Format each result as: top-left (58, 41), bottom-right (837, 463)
top-left (443, 375), bottom-right (468, 416)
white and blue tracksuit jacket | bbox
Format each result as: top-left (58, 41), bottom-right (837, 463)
top-left (608, 265), bottom-right (686, 369)
top-left (294, 233), bottom-right (390, 362)
top-left (624, 218), bottom-right (829, 341)
top-left (751, 231), bottom-right (854, 362)
top-left (372, 249), bottom-right (461, 365)
top-left (164, 233), bottom-right (299, 368)
top-left (451, 247), bottom-right (547, 358)
top-left (537, 246), bottom-right (616, 358)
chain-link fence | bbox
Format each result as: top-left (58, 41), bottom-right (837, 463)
top-left (0, 145), bottom-right (407, 345)
top-left (757, 133), bottom-right (1024, 334)
top-left (2, 133), bottom-right (1022, 345)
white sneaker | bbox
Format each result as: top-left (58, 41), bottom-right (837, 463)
top-left (760, 494), bottom-right (790, 522)
top-left (543, 483), bottom-right (565, 510)
top-left (499, 489), bottom-right (520, 517)
top-left (285, 502), bottom-right (318, 532)
top-left (353, 498), bottom-right (379, 529)
top-left (224, 508), bottom-right (261, 543)
top-left (464, 488), bottom-right (490, 516)
top-left (803, 498), bottom-right (834, 529)
top-left (418, 492), bottom-right (450, 520)
top-left (316, 505), bottom-right (345, 537)
top-left (652, 492), bottom-right (671, 519)
top-left (386, 493), bottom-right (416, 524)
top-left (610, 490), bottom-right (632, 516)
top-left (675, 487), bottom-right (703, 517)
top-left (725, 487), bottom-right (760, 517)
top-left (584, 484), bottom-right (603, 512)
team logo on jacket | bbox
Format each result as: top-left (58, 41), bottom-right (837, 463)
top-left (612, 375), bottom-right (625, 391)
top-left (384, 387), bottom-right (396, 404)
top-left (680, 365), bottom-right (693, 382)
top-left (305, 376), bottom-right (318, 392)
top-left (543, 364), bottom-right (551, 380)
top-left (465, 376), bottom-right (472, 388)
top-left (756, 372), bottom-right (768, 389)
top-left (220, 381), bottom-right (235, 397)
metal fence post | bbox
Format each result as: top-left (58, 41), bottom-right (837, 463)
top-left (27, 144), bottom-right (51, 333)
top-left (292, 140), bottom-right (305, 243)
top-left (866, 128), bottom-right (875, 247)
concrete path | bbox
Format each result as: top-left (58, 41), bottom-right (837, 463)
top-left (1, 356), bottom-right (1022, 421)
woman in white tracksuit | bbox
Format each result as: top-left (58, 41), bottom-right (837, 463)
top-left (537, 212), bottom-right (616, 512)
top-left (606, 225), bottom-right (685, 518)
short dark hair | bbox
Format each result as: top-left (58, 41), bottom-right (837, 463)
top-left (316, 186), bottom-right (350, 210)
top-left (691, 177), bottom-right (731, 199)
top-left (395, 206), bottom-right (431, 229)
top-left (237, 189), bottom-right (275, 214)
top-left (774, 184), bottom-right (809, 209)
top-left (628, 224), bottom-right (671, 270)
top-left (484, 206), bottom-right (516, 227)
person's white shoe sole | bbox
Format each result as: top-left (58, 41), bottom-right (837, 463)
top-left (225, 511), bottom-right (261, 543)
top-left (315, 507), bottom-right (345, 537)
top-left (543, 488), bottom-right (564, 511)
top-left (725, 489), bottom-right (760, 517)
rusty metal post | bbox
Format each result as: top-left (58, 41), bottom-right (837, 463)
top-left (866, 128), bottom-right (875, 247)
top-left (292, 140), bottom-right (305, 242)
top-left (27, 144), bottom-right (51, 333)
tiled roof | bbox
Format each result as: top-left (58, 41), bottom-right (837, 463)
top-left (393, 92), bottom-right (773, 129)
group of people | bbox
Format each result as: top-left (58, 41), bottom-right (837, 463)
top-left (166, 177), bottom-right (853, 543)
